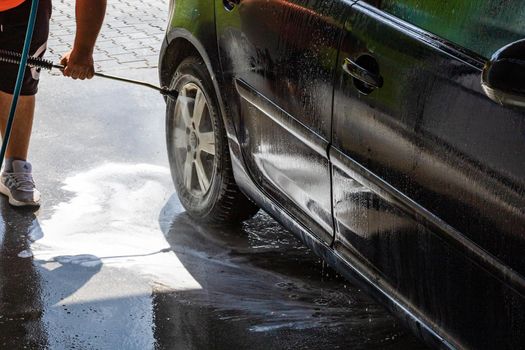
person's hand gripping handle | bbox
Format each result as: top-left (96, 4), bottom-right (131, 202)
top-left (60, 0), bottom-right (106, 80)
top-left (60, 48), bottom-right (95, 80)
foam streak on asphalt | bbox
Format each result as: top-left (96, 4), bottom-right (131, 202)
top-left (32, 162), bottom-right (201, 291)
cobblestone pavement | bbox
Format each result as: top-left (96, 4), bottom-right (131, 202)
top-left (47, 0), bottom-right (168, 72)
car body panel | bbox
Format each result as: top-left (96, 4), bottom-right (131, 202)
top-left (160, 1), bottom-right (525, 348)
top-left (332, 2), bottom-right (525, 348)
top-left (214, 0), bottom-right (355, 243)
top-left (362, 0), bottom-right (525, 59)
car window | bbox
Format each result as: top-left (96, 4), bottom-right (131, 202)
top-left (362, 0), bottom-right (525, 59)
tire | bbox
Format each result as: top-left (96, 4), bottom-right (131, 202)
top-left (166, 56), bottom-right (259, 224)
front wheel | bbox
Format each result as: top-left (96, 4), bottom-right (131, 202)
top-left (166, 57), bottom-right (259, 224)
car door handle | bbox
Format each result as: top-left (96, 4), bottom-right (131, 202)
top-left (223, 0), bottom-right (241, 10)
top-left (482, 39), bottom-right (525, 107)
top-left (343, 57), bottom-right (384, 90)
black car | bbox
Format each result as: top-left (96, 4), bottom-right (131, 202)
top-left (159, 1), bottom-right (525, 348)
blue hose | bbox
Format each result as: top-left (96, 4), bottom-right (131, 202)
top-left (0, 0), bottom-right (40, 170)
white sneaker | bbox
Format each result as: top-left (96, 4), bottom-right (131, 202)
top-left (0, 160), bottom-right (41, 207)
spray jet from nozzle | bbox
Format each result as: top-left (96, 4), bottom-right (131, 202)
top-left (0, 49), bottom-right (179, 99)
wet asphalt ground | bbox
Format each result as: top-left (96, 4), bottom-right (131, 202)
top-left (0, 69), bottom-right (430, 349)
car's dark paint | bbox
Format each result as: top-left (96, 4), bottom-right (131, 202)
top-left (331, 3), bottom-right (525, 348)
top-left (160, 1), bottom-right (525, 349)
top-left (362, 0), bottom-right (525, 60)
top-left (214, 0), bottom-right (356, 244)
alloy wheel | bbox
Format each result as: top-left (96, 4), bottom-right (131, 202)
top-left (172, 83), bottom-right (216, 196)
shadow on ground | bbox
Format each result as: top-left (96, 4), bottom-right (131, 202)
top-left (152, 194), bottom-right (427, 350)
top-left (0, 191), bottom-right (427, 349)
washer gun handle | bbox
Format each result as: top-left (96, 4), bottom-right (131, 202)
top-left (95, 70), bottom-right (178, 99)
top-left (0, 49), bottom-right (178, 99)
top-left (52, 62), bottom-right (179, 99)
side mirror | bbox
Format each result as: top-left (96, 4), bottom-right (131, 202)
top-left (482, 39), bottom-right (525, 107)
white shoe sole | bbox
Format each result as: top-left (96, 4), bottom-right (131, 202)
top-left (0, 181), bottom-right (40, 207)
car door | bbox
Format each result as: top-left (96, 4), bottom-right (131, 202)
top-left (331, 1), bottom-right (525, 348)
top-left (215, 0), bottom-right (355, 243)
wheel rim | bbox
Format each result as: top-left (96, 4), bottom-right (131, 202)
top-left (171, 82), bottom-right (216, 196)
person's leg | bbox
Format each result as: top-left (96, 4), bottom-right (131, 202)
top-left (0, 91), bottom-right (35, 161)
top-left (0, 0), bottom-right (51, 207)
top-left (0, 91), bottom-right (40, 207)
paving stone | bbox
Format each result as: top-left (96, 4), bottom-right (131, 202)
top-left (93, 52), bottom-right (116, 62)
top-left (122, 42), bottom-right (150, 51)
top-left (95, 42), bottom-right (121, 51)
top-left (115, 53), bottom-right (144, 64)
top-left (49, 0), bottom-right (167, 73)
top-left (133, 47), bottom-right (159, 57)
top-left (47, 44), bottom-right (70, 56)
top-left (102, 46), bottom-right (131, 56)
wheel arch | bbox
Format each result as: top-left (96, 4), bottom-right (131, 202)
top-left (159, 29), bottom-right (237, 140)
top-left (159, 32), bottom-right (203, 89)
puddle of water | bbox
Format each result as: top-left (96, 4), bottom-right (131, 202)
top-left (14, 162), bottom-right (424, 349)
top-left (26, 163), bottom-right (203, 349)
top-left (159, 211), bottom-right (406, 341)
top-left (32, 162), bottom-right (200, 291)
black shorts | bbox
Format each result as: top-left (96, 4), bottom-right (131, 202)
top-left (0, 0), bottom-right (52, 96)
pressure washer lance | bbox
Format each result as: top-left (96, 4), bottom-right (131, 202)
top-left (0, 49), bottom-right (179, 99)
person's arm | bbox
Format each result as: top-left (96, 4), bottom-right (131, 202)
top-left (60, 0), bottom-right (107, 80)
